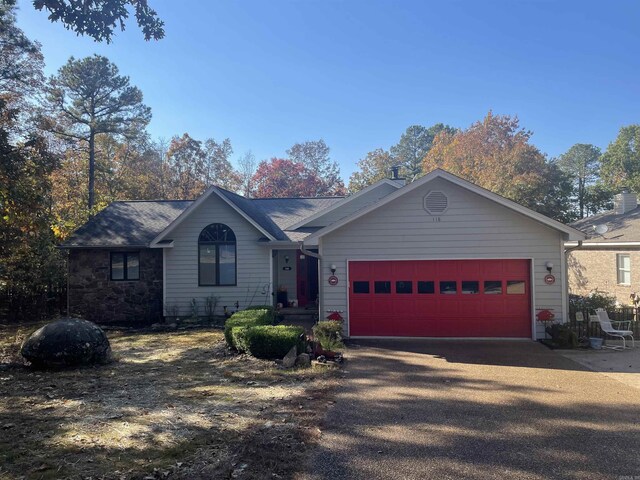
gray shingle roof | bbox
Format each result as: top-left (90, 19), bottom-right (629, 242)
top-left (252, 197), bottom-right (343, 231)
top-left (570, 207), bottom-right (640, 243)
top-left (61, 201), bottom-right (193, 248)
top-left (62, 192), bottom-right (344, 248)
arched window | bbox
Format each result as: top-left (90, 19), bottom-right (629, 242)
top-left (198, 223), bottom-right (236, 286)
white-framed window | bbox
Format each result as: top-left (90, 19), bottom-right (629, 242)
top-left (617, 254), bottom-right (631, 285)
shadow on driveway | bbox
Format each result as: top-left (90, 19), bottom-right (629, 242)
top-left (303, 340), bottom-right (640, 480)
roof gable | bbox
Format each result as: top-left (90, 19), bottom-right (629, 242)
top-left (286, 179), bottom-right (402, 230)
top-left (305, 169), bottom-right (586, 243)
top-left (151, 187), bottom-right (281, 245)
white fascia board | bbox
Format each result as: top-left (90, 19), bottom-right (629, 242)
top-left (306, 169), bottom-right (587, 243)
top-left (286, 179), bottom-right (401, 230)
top-left (564, 241), bottom-right (640, 248)
top-left (150, 240), bottom-right (174, 248)
top-left (150, 187), bottom-right (275, 247)
top-left (259, 241), bottom-right (299, 248)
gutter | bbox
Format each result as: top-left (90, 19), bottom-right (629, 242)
top-left (298, 241), bottom-right (321, 259)
top-left (564, 240), bottom-right (583, 254)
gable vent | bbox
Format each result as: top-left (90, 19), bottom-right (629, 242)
top-left (424, 191), bottom-right (448, 214)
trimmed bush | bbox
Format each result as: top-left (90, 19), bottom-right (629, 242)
top-left (242, 325), bottom-right (306, 359)
top-left (244, 304), bottom-right (276, 321)
top-left (312, 320), bottom-right (344, 351)
top-left (224, 309), bottom-right (273, 348)
top-left (230, 326), bottom-right (251, 353)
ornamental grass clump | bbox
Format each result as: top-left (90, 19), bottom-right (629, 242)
top-left (312, 320), bottom-right (345, 352)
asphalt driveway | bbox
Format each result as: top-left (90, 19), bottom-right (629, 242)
top-left (304, 340), bottom-right (640, 480)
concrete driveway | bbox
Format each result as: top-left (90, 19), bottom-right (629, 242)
top-left (304, 340), bottom-right (640, 480)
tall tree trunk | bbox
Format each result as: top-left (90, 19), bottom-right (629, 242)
top-left (578, 178), bottom-right (585, 219)
top-left (88, 129), bottom-right (95, 210)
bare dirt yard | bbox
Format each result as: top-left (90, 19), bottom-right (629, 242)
top-left (0, 324), bottom-right (341, 480)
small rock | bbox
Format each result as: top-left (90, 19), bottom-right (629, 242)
top-left (295, 353), bottom-right (311, 368)
top-left (282, 346), bottom-right (297, 369)
top-left (2, 423), bottom-right (16, 429)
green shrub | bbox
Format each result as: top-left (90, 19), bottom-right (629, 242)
top-left (545, 323), bottom-right (578, 348)
top-left (230, 326), bottom-right (251, 353)
top-left (569, 290), bottom-right (617, 315)
top-left (242, 325), bottom-right (306, 359)
top-left (244, 304), bottom-right (276, 321)
top-left (244, 304), bottom-right (275, 313)
top-left (312, 320), bottom-right (344, 351)
top-left (224, 309), bottom-right (273, 348)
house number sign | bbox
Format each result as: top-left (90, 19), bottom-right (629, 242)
top-left (328, 275), bottom-right (339, 286)
top-left (544, 274), bottom-right (555, 285)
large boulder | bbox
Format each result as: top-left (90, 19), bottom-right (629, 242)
top-left (21, 318), bottom-right (112, 367)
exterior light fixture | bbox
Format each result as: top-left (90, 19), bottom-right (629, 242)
top-left (284, 255), bottom-right (290, 264)
top-left (545, 261), bottom-right (554, 273)
top-left (330, 264), bottom-right (337, 274)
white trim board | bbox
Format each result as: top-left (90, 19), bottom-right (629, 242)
top-left (306, 169), bottom-right (586, 243)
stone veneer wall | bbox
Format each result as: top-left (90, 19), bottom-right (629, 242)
top-left (68, 248), bottom-right (163, 324)
top-left (568, 249), bottom-right (640, 305)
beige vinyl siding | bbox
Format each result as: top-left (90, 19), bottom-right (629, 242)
top-left (304, 182), bottom-right (399, 228)
top-left (164, 194), bottom-right (271, 316)
top-left (320, 177), bottom-right (566, 340)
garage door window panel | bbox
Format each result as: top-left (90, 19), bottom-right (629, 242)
top-left (396, 281), bottom-right (413, 294)
top-left (374, 281), bottom-right (391, 294)
top-left (506, 280), bottom-right (526, 294)
top-left (353, 281), bottom-right (370, 294)
top-left (418, 281), bottom-right (435, 294)
top-left (440, 281), bottom-right (457, 294)
top-left (462, 281), bottom-right (479, 294)
top-left (484, 281), bottom-right (502, 294)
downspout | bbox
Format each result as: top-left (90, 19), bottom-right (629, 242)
top-left (298, 241), bottom-right (321, 259)
top-left (564, 240), bottom-right (583, 254)
top-left (563, 240), bottom-right (583, 323)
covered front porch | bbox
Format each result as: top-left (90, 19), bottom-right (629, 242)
top-left (272, 248), bottom-right (320, 331)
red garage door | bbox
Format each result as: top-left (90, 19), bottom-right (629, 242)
top-left (348, 259), bottom-right (531, 338)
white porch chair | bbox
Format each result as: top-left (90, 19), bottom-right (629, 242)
top-left (594, 308), bottom-right (635, 350)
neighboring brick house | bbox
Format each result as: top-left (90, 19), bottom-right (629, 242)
top-left (568, 191), bottom-right (640, 305)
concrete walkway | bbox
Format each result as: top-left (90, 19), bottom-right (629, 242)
top-left (304, 340), bottom-right (640, 480)
top-left (560, 346), bottom-right (640, 390)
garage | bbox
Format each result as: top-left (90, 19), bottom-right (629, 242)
top-left (348, 259), bottom-right (531, 338)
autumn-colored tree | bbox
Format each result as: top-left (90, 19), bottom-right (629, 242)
top-left (0, 2), bottom-right (65, 321)
top-left (348, 124), bottom-right (455, 192)
top-left (251, 158), bottom-right (325, 198)
top-left (348, 148), bottom-right (395, 192)
top-left (423, 112), bottom-right (572, 221)
top-left (286, 139), bottom-right (346, 195)
top-left (43, 55), bottom-right (151, 210)
top-left (32, 0), bottom-right (164, 42)
top-left (203, 137), bottom-right (241, 191)
top-left (600, 125), bottom-right (640, 193)
top-left (165, 133), bottom-right (206, 199)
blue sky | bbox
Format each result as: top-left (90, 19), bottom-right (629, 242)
top-left (16, 0), bottom-right (640, 181)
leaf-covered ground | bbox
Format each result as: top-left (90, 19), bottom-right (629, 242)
top-left (0, 325), bottom-right (340, 480)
